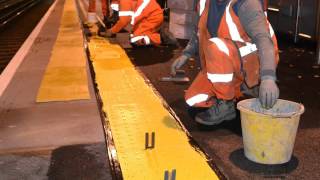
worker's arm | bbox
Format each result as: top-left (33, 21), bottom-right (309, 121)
top-left (110, 0), bottom-right (132, 33)
top-left (182, 23), bottom-right (199, 58)
top-left (238, 0), bottom-right (279, 108)
top-left (171, 15), bottom-right (199, 76)
top-left (238, 0), bottom-right (276, 79)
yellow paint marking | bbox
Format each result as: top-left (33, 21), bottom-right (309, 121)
top-left (88, 36), bottom-right (219, 179)
top-left (37, 0), bottom-right (90, 102)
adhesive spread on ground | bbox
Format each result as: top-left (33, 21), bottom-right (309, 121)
top-left (88, 36), bottom-right (220, 179)
top-left (37, 0), bottom-right (90, 102)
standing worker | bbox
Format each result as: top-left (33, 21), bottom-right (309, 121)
top-left (103, 0), bottom-right (164, 46)
top-left (87, 0), bottom-right (108, 24)
top-left (175, 0), bottom-right (279, 126)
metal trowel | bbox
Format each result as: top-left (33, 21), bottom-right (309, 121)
top-left (160, 70), bottom-right (190, 83)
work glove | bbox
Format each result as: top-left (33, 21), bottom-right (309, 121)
top-left (259, 77), bottom-right (279, 109)
top-left (170, 54), bottom-right (189, 76)
top-left (101, 29), bottom-right (114, 38)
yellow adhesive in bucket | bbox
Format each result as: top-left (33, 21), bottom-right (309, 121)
top-left (237, 98), bottom-right (304, 164)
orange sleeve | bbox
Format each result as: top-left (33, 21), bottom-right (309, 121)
top-left (110, 0), bottom-right (132, 33)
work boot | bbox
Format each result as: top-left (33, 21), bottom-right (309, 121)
top-left (195, 99), bottom-right (236, 126)
top-left (159, 23), bottom-right (178, 46)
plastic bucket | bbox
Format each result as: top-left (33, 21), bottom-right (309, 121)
top-left (237, 98), bottom-right (305, 164)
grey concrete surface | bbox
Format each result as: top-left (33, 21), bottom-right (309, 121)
top-left (0, 0), bottom-right (104, 154)
top-left (0, 155), bottom-right (50, 180)
top-left (0, 0), bottom-right (113, 179)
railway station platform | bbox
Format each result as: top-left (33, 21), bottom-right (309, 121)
top-left (0, 0), bottom-right (320, 179)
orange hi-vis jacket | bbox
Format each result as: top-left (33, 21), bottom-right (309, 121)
top-left (88, 0), bottom-right (107, 17)
top-left (185, 0), bottom-right (279, 108)
top-left (111, 0), bottom-right (120, 11)
top-left (110, 0), bottom-right (164, 45)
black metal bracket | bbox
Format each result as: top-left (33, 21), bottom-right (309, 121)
top-left (164, 169), bottom-right (176, 180)
top-left (145, 132), bottom-right (155, 149)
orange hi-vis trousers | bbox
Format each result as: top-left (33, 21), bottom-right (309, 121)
top-left (111, 0), bottom-right (163, 46)
top-left (185, 38), bottom-right (247, 108)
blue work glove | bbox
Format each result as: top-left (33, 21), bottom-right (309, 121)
top-left (170, 54), bottom-right (189, 76)
top-left (259, 76), bottom-right (279, 109)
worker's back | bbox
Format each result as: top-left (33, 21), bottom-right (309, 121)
top-left (133, 0), bottom-right (163, 24)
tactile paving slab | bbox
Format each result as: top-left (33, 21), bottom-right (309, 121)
top-left (36, 0), bottom-right (90, 102)
top-left (88, 36), bottom-right (220, 179)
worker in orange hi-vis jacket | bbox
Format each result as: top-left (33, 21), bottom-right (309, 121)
top-left (110, 0), bottom-right (119, 12)
top-left (104, 0), bottom-right (164, 46)
top-left (173, 0), bottom-right (279, 126)
top-left (101, 0), bottom-right (119, 29)
top-left (170, 0), bottom-right (268, 79)
top-left (87, 0), bottom-right (108, 23)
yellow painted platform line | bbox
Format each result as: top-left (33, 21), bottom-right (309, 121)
top-left (88, 36), bottom-right (220, 179)
top-left (37, 0), bottom-right (90, 102)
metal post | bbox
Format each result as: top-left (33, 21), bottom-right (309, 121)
top-left (294, 0), bottom-right (301, 43)
top-left (107, 0), bottom-right (110, 17)
top-left (317, 1), bottom-right (320, 64)
top-left (317, 33), bottom-right (320, 64)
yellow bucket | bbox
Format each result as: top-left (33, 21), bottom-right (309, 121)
top-left (237, 98), bottom-right (305, 164)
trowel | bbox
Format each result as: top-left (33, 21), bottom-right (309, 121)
top-left (160, 70), bottom-right (190, 83)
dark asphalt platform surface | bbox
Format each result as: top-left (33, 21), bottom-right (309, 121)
top-left (0, 1), bottom-right (319, 177)
top-left (127, 37), bottom-right (320, 179)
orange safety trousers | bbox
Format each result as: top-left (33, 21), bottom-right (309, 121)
top-left (185, 38), bottom-right (246, 108)
top-left (111, 0), bottom-right (163, 45)
top-left (131, 10), bottom-right (163, 46)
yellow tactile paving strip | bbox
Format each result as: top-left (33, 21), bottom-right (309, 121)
top-left (37, 0), bottom-right (90, 102)
top-left (88, 36), bottom-right (219, 179)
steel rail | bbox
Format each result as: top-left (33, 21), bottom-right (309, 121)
top-left (0, 0), bottom-right (28, 11)
top-left (0, 0), bottom-right (41, 29)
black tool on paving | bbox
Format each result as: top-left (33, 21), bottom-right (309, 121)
top-left (164, 169), bottom-right (176, 180)
top-left (145, 132), bottom-right (155, 149)
top-left (160, 70), bottom-right (190, 83)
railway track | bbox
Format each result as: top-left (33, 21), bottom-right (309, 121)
top-left (0, 0), bottom-right (53, 73)
top-left (0, 0), bottom-right (41, 28)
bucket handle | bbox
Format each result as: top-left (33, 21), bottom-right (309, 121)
top-left (238, 104), bottom-right (305, 118)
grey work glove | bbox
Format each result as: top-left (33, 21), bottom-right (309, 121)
top-left (100, 29), bottom-right (114, 38)
top-left (170, 54), bottom-right (189, 76)
top-left (259, 78), bottom-right (279, 109)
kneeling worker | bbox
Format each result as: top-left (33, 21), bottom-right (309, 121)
top-left (173, 0), bottom-right (280, 126)
top-left (103, 0), bottom-right (164, 46)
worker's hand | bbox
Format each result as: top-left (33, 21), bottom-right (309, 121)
top-left (170, 55), bottom-right (189, 76)
top-left (259, 78), bottom-right (279, 109)
top-left (104, 29), bottom-right (114, 37)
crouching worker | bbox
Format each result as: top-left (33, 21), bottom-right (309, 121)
top-left (182, 0), bottom-right (279, 126)
top-left (103, 0), bottom-right (164, 46)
